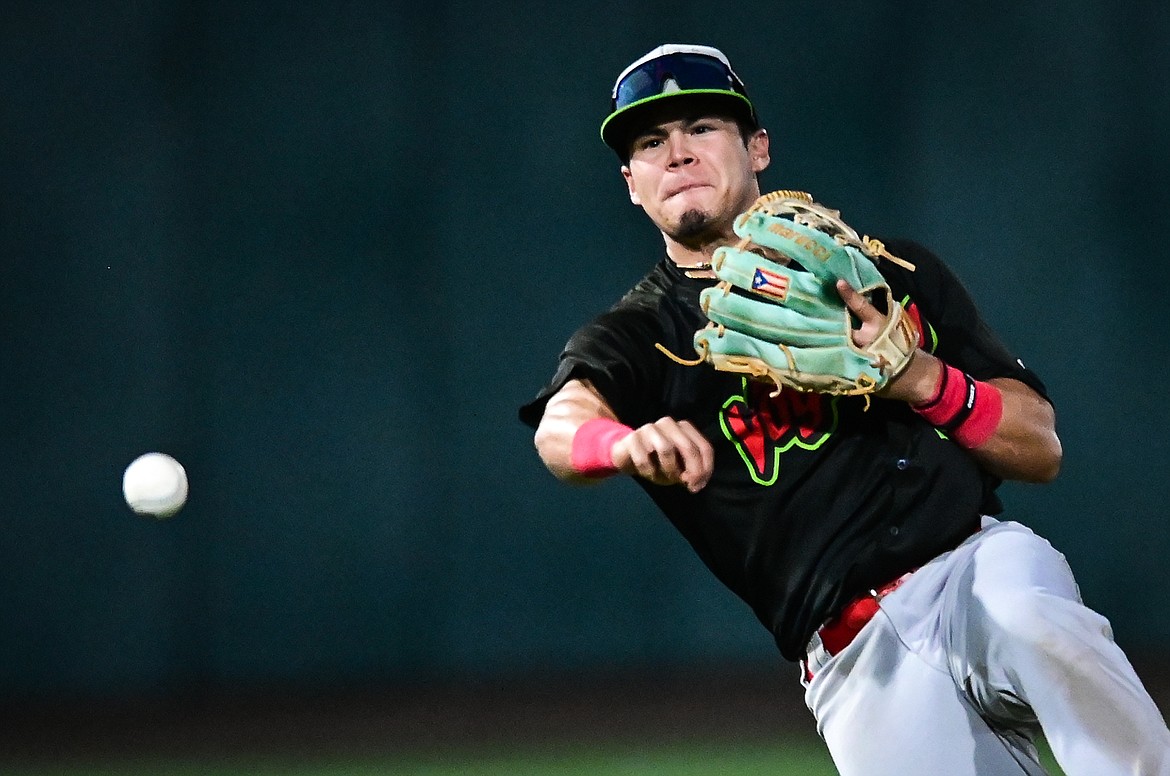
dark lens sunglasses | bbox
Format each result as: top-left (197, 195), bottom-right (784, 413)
top-left (613, 52), bottom-right (746, 111)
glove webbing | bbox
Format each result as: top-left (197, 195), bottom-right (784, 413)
top-left (747, 190), bottom-right (917, 273)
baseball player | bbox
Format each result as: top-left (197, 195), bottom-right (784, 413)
top-left (518, 44), bottom-right (1170, 774)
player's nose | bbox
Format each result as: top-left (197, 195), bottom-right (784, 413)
top-left (665, 132), bottom-right (696, 167)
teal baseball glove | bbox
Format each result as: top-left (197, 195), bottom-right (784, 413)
top-left (691, 191), bottom-right (919, 398)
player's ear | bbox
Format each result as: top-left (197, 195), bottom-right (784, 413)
top-left (748, 129), bottom-right (770, 174)
top-left (621, 166), bottom-right (641, 205)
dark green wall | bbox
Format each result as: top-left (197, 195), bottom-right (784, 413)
top-left (3, 1), bottom-right (1168, 698)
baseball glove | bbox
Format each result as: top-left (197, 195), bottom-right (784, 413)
top-left (672, 190), bottom-right (919, 398)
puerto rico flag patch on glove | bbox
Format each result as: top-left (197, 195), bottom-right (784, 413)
top-left (751, 267), bottom-right (790, 301)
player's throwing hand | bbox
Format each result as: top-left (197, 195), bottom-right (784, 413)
top-left (611, 418), bottom-right (714, 493)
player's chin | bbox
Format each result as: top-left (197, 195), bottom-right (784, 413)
top-left (668, 208), bottom-right (720, 242)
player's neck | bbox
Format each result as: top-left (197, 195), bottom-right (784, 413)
top-left (664, 237), bottom-right (719, 278)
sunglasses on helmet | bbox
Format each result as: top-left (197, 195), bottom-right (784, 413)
top-left (601, 45), bottom-right (758, 154)
top-left (612, 51), bottom-right (749, 111)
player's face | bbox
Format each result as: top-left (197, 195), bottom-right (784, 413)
top-left (622, 116), bottom-right (770, 246)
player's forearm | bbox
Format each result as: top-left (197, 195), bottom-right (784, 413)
top-left (966, 378), bottom-right (1061, 483)
top-left (892, 352), bottom-right (1061, 483)
top-left (533, 379), bottom-right (623, 483)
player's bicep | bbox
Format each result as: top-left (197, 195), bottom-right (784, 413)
top-left (542, 379), bottom-right (619, 427)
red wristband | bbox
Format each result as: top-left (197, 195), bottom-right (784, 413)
top-left (913, 364), bottom-right (966, 425)
top-left (953, 381), bottom-right (1003, 449)
top-left (912, 364), bottom-right (1003, 449)
top-left (570, 418), bottom-right (633, 477)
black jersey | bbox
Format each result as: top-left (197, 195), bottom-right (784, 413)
top-left (519, 239), bottom-right (1049, 661)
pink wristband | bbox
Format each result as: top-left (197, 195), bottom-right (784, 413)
top-left (570, 418), bottom-right (633, 477)
top-left (912, 364), bottom-right (1004, 449)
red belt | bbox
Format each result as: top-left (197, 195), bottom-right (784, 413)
top-left (804, 524), bottom-right (981, 681)
top-left (818, 570), bottom-right (914, 656)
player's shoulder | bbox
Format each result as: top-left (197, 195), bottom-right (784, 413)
top-left (568, 261), bottom-right (676, 345)
top-left (612, 259), bottom-right (678, 310)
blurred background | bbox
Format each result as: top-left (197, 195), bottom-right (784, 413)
top-left (2, 0), bottom-right (1167, 772)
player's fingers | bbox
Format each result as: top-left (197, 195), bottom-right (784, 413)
top-left (836, 279), bottom-right (875, 319)
top-left (663, 420), bottom-right (712, 492)
top-left (622, 425), bottom-right (684, 485)
top-left (677, 420), bottom-right (715, 491)
top-left (836, 278), bottom-right (883, 347)
top-left (647, 421), bottom-right (689, 482)
top-left (651, 418), bottom-right (705, 487)
top-left (612, 428), bottom-right (652, 478)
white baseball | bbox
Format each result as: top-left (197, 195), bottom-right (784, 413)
top-left (122, 452), bottom-right (188, 519)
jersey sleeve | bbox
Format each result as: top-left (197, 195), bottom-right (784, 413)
top-left (881, 239), bottom-right (1050, 402)
top-left (518, 301), bottom-right (667, 430)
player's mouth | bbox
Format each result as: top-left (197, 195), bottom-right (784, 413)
top-left (664, 182), bottom-right (712, 200)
